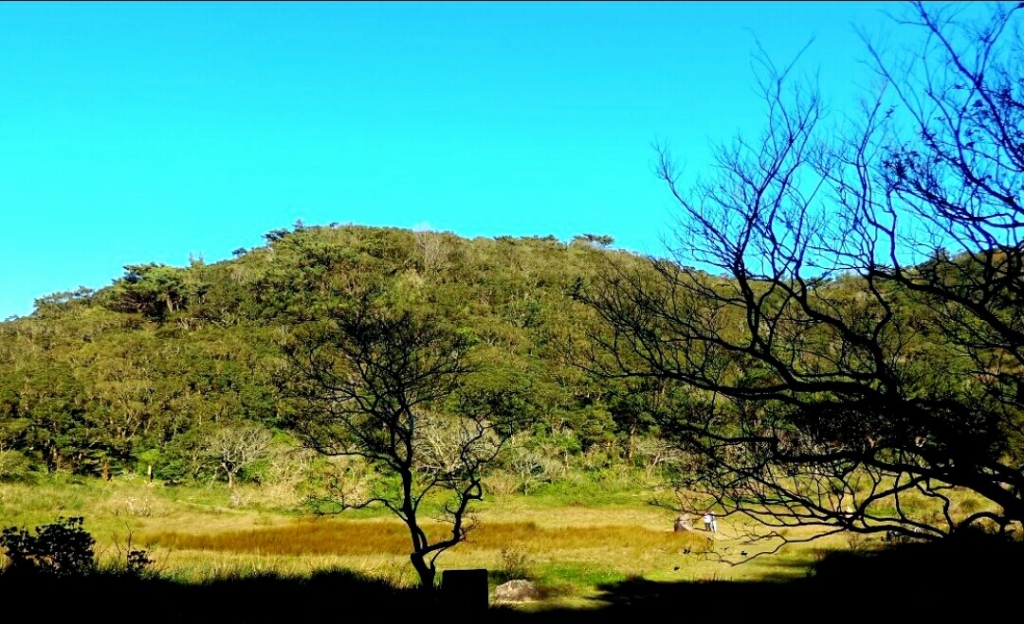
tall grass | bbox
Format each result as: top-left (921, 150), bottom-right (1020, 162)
top-left (141, 519), bottom-right (712, 557)
top-left (13, 471), bottom-right (990, 609)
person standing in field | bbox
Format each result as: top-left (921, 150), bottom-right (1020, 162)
top-left (702, 512), bottom-right (713, 532)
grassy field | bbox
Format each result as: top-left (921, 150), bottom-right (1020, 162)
top-left (0, 473), bottom-right (852, 613)
top-left (4, 473), bottom-right (1020, 622)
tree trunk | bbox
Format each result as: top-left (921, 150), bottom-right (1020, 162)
top-left (410, 552), bottom-right (436, 590)
top-left (47, 447), bottom-right (61, 473)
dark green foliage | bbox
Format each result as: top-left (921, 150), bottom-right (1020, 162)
top-left (5, 359), bottom-right (94, 474)
top-left (102, 263), bottom-right (190, 322)
top-left (0, 516), bottom-right (96, 577)
top-left (0, 449), bottom-right (33, 482)
top-left (0, 225), bottom-right (636, 482)
top-left (0, 517), bottom-right (154, 579)
top-left (124, 548), bottom-right (154, 576)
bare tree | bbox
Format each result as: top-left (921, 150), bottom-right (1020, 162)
top-left (579, 1), bottom-right (1024, 550)
top-left (277, 285), bottom-right (526, 589)
top-left (205, 422), bottom-right (273, 488)
top-left (414, 228), bottom-right (450, 275)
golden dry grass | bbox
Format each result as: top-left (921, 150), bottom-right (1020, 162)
top-left (0, 477), bottom-right (869, 608)
top-left (141, 519), bottom-right (713, 557)
top-left (136, 510), bottom-right (828, 604)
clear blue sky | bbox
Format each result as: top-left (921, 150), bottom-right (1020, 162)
top-left (1, 2), bottom-right (915, 319)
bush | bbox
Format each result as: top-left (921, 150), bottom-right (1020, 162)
top-left (496, 546), bottom-right (533, 582)
top-left (0, 516), bottom-right (96, 577)
top-left (120, 544), bottom-right (155, 577)
top-left (0, 449), bottom-right (35, 482)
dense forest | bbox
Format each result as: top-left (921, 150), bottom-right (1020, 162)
top-left (0, 224), bottom-right (664, 488)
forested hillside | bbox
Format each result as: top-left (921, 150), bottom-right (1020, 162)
top-left (0, 224), bottom-right (658, 485)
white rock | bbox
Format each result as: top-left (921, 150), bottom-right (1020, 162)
top-left (493, 579), bottom-right (540, 603)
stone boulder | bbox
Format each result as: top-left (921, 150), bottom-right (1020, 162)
top-left (493, 579), bottom-right (540, 603)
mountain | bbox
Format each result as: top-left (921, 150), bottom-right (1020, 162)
top-left (0, 223), bottom-right (646, 481)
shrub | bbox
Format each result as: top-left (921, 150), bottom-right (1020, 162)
top-left (497, 546), bottom-right (533, 582)
top-left (0, 449), bottom-right (35, 482)
top-left (0, 516), bottom-right (96, 577)
top-left (121, 545), bottom-right (155, 577)
top-left (109, 527), bottom-right (157, 578)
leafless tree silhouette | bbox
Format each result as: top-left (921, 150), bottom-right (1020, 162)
top-left (579, 2), bottom-right (1024, 551)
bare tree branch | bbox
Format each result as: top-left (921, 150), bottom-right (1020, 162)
top-left (577, 2), bottom-right (1024, 556)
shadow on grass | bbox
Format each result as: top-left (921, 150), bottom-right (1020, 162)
top-left (515, 533), bottom-right (1020, 622)
top-left (0, 568), bottom-right (439, 623)
top-left (3, 536), bottom-right (1019, 622)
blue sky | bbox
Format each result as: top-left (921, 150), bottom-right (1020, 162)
top-left (1, 2), bottom-right (915, 319)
